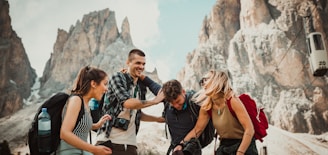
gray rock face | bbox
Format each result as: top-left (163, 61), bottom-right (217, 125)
top-left (0, 5), bottom-right (161, 151)
top-left (0, 0), bottom-right (37, 118)
top-left (39, 8), bottom-right (160, 98)
top-left (178, 0), bottom-right (328, 134)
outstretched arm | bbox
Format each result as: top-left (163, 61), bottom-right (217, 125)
top-left (231, 96), bottom-right (254, 154)
top-left (140, 75), bottom-right (162, 95)
top-left (92, 114), bottom-right (111, 130)
top-left (60, 96), bottom-right (112, 155)
top-left (109, 72), bottom-right (164, 110)
top-left (184, 108), bottom-right (210, 141)
top-left (123, 90), bottom-right (165, 109)
top-left (174, 108), bottom-right (210, 151)
top-left (140, 111), bottom-right (165, 123)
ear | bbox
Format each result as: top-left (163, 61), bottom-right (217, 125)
top-left (90, 80), bottom-right (97, 88)
top-left (182, 89), bottom-right (186, 94)
top-left (126, 59), bottom-right (129, 66)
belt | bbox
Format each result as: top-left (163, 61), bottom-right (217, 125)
top-left (111, 143), bottom-right (137, 151)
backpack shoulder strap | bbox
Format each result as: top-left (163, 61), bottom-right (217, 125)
top-left (77, 95), bottom-right (84, 122)
top-left (70, 94), bottom-right (93, 144)
top-left (207, 109), bottom-right (212, 118)
top-left (123, 73), bottom-right (147, 100)
top-left (186, 90), bottom-right (198, 118)
top-left (227, 94), bottom-right (252, 119)
top-left (123, 73), bottom-right (133, 90)
top-left (69, 94), bottom-right (85, 129)
top-left (137, 80), bottom-right (147, 100)
top-left (226, 95), bottom-right (237, 118)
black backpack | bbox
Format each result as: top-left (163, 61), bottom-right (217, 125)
top-left (28, 93), bottom-right (84, 155)
top-left (163, 90), bottom-right (216, 150)
top-left (187, 91), bottom-right (216, 148)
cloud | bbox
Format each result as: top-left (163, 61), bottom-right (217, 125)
top-left (108, 0), bottom-right (160, 49)
top-left (146, 50), bottom-right (182, 82)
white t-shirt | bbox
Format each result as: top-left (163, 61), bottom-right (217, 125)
top-left (97, 85), bottom-right (139, 146)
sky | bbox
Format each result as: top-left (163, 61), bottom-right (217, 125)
top-left (8, 0), bottom-right (215, 82)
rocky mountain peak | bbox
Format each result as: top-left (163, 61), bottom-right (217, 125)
top-left (121, 17), bottom-right (133, 45)
top-left (39, 8), bottom-right (160, 98)
top-left (178, 0), bottom-right (328, 134)
top-left (0, 0), bottom-right (37, 117)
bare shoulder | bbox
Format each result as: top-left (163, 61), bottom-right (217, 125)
top-left (67, 95), bottom-right (83, 108)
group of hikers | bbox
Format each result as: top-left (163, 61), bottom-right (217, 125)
top-left (55, 49), bottom-right (258, 155)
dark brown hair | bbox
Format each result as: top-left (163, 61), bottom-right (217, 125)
top-left (162, 79), bottom-right (183, 102)
top-left (128, 49), bottom-right (145, 61)
top-left (71, 66), bottom-right (107, 95)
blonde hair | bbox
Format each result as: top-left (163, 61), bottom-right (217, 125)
top-left (195, 70), bottom-right (233, 111)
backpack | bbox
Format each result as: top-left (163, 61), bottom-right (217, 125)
top-left (28, 92), bottom-right (84, 155)
top-left (90, 94), bottom-right (105, 124)
top-left (187, 91), bottom-right (216, 148)
top-left (226, 94), bottom-right (268, 142)
top-left (163, 90), bottom-right (216, 152)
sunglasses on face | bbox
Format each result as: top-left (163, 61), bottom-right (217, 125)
top-left (199, 77), bottom-right (209, 86)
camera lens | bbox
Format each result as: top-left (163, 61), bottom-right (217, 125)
top-left (119, 118), bottom-right (126, 124)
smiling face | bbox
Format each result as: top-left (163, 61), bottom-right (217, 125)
top-left (202, 72), bottom-right (213, 90)
top-left (162, 79), bottom-right (187, 110)
top-left (127, 54), bottom-right (146, 79)
top-left (202, 70), bottom-right (232, 99)
top-left (91, 76), bottom-right (109, 101)
top-left (72, 66), bottom-right (108, 99)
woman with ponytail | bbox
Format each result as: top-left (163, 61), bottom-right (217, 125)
top-left (56, 66), bottom-right (112, 155)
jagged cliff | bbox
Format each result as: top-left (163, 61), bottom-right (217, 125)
top-left (39, 8), bottom-right (161, 99)
top-left (178, 0), bottom-right (328, 134)
top-left (0, 0), bottom-right (36, 118)
top-left (0, 7), bottom-right (161, 151)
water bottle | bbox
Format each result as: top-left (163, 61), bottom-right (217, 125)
top-left (260, 146), bottom-right (267, 155)
top-left (38, 108), bottom-right (52, 153)
top-left (89, 98), bottom-right (99, 110)
top-left (89, 98), bottom-right (100, 123)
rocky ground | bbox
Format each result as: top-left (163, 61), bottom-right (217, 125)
top-left (1, 102), bottom-right (328, 155)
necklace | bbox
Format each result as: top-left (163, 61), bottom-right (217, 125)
top-left (212, 98), bottom-right (224, 115)
top-left (217, 104), bottom-right (225, 115)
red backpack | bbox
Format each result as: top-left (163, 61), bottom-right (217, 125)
top-left (226, 94), bottom-right (268, 142)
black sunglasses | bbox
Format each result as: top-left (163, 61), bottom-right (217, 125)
top-left (199, 77), bottom-right (209, 86)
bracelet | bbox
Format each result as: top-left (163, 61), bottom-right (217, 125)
top-left (237, 150), bottom-right (245, 154)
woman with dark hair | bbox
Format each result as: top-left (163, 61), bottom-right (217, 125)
top-left (56, 66), bottom-right (112, 155)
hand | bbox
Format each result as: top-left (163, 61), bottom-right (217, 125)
top-left (156, 116), bottom-right (165, 123)
top-left (157, 88), bottom-right (162, 95)
top-left (173, 144), bottom-right (183, 152)
top-left (97, 114), bottom-right (111, 128)
top-left (120, 68), bottom-right (127, 73)
top-left (139, 74), bottom-right (146, 81)
top-left (92, 145), bottom-right (112, 155)
top-left (152, 90), bottom-right (165, 104)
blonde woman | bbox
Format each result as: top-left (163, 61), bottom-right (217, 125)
top-left (182, 70), bottom-right (258, 155)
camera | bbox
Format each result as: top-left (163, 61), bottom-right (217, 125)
top-left (113, 117), bottom-right (130, 130)
top-left (183, 138), bottom-right (202, 155)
